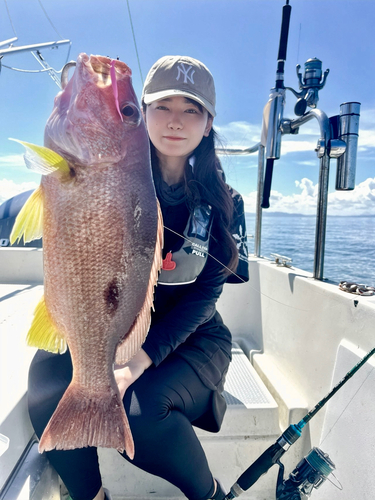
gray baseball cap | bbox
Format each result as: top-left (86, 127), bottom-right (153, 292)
top-left (142, 55), bottom-right (216, 117)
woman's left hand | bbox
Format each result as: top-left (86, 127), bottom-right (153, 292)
top-left (114, 348), bottom-right (153, 399)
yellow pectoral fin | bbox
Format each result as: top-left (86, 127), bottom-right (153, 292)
top-left (9, 139), bottom-right (70, 175)
top-left (10, 186), bottom-right (44, 244)
top-left (27, 296), bottom-right (67, 354)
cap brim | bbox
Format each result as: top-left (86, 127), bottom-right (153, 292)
top-left (143, 89), bottom-right (216, 117)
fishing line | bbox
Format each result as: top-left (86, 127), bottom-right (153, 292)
top-left (320, 364), bottom-right (375, 446)
top-left (164, 225), bottom-right (246, 283)
top-left (164, 225), bottom-right (311, 312)
top-left (325, 471), bottom-right (343, 491)
top-left (3, 0), bottom-right (17, 37)
top-left (2, 0), bottom-right (71, 78)
top-left (126, 0), bottom-right (144, 85)
top-left (296, 22), bottom-right (301, 64)
top-left (37, 0), bottom-right (64, 40)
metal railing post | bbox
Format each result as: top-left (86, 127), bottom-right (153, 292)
top-left (290, 109), bottom-right (331, 279)
top-left (313, 152), bottom-right (330, 279)
top-left (254, 145), bottom-right (265, 257)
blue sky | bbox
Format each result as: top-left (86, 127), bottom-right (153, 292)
top-left (0, 0), bottom-right (374, 214)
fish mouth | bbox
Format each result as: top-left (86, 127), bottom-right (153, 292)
top-left (45, 53), bottom-right (139, 166)
top-left (79, 54), bottom-right (132, 87)
top-left (61, 54), bottom-right (132, 89)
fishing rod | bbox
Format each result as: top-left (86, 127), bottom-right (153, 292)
top-left (261, 0), bottom-right (291, 209)
top-left (224, 345), bottom-right (375, 499)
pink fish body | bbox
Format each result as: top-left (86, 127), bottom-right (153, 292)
top-left (12, 54), bottom-right (163, 458)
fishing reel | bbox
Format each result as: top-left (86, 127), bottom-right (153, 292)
top-left (276, 447), bottom-right (335, 500)
top-left (285, 58), bottom-right (330, 116)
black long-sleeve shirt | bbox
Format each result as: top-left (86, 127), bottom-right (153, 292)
top-left (142, 188), bottom-right (249, 392)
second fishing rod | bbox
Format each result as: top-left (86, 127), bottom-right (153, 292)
top-left (224, 345), bottom-right (375, 499)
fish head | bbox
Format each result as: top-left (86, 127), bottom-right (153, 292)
top-left (44, 53), bottom-right (146, 166)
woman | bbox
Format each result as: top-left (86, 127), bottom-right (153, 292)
top-left (28, 55), bottom-right (249, 500)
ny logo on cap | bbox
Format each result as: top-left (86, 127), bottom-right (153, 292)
top-left (176, 63), bottom-right (195, 84)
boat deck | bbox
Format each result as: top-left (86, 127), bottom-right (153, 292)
top-left (1, 249), bottom-right (375, 499)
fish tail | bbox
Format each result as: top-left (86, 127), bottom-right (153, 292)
top-left (38, 382), bottom-right (134, 459)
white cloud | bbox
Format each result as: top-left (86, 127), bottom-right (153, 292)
top-left (295, 178), bottom-right (318, 197)
top-left (0, 179), bottom-right (38, 206)
top-left (296, 160), bottom-right (317, 167)
top-left (281, 139), bottom-right (318, 154)
top-left (359, 108), bottom-right (375, 127)
top-left (215, 121), bottom-right (261, 149)
top-left (243, 177), bottom-right (375, 216)
top-left (0, 154), bottom-right (25, 169)
top-left (358, 129), bottom-right (375, 150)
top-left (328, 177), bottom-right (375, 215)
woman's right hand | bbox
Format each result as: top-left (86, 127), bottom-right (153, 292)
top-left (114, 348), bottom-right (153, 399)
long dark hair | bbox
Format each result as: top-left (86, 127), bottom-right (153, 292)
top-left (149, 121), bottom-right (239, 274)
top-left (187, 128), bottom-right (238, 273)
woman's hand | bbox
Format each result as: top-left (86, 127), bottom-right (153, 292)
top-left (114, 348), bottom-right (153, 399)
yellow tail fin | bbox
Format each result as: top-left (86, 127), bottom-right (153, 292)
top-left (10, 186), bottom-right (44, 245)
top-left (27, 295), bottom-right (67, 354)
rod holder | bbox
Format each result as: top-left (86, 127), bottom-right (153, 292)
top-left (266, 91), bottom-right (285, 160)
top-left (335, 102), bottom-right (361, 190)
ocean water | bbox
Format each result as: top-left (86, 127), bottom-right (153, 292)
top-left (245, 214), bottom-right (375, 286)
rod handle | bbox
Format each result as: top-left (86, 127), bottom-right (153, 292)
top-left (236, 443), bottom-right (285, 491)
top-left (261, 159), bottom-right (274, 208)
top-left (278, 3), bottom-right (292, 61)
top-left (276, 2), bottom-right (292, 88)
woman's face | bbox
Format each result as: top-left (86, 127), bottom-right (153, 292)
top-left (144, 96), bottom-right (213, 163)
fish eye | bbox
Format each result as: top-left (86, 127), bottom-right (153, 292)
top-left (120, 103), bottom-right (141, 126)
top-left (122, 105), bottom-right (135, 117)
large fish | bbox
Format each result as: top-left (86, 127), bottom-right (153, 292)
top-left (10, 54), bottom-right (163, 459)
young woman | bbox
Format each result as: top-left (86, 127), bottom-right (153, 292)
top-left (28, 55), bottom-right (249, 500)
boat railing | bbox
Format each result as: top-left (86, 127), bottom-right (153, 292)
top-left (216, 96), bottom-right (360, 281)
top-left (215, 1), bottom-right (361, 281)
top-left (0, 38), bottom-right (71, 89)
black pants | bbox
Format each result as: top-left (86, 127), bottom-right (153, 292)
top-left (28, 350), bottom-right (216, 500)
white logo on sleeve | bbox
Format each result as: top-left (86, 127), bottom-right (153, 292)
top-left (176, 63), bottom-right (195, 84)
